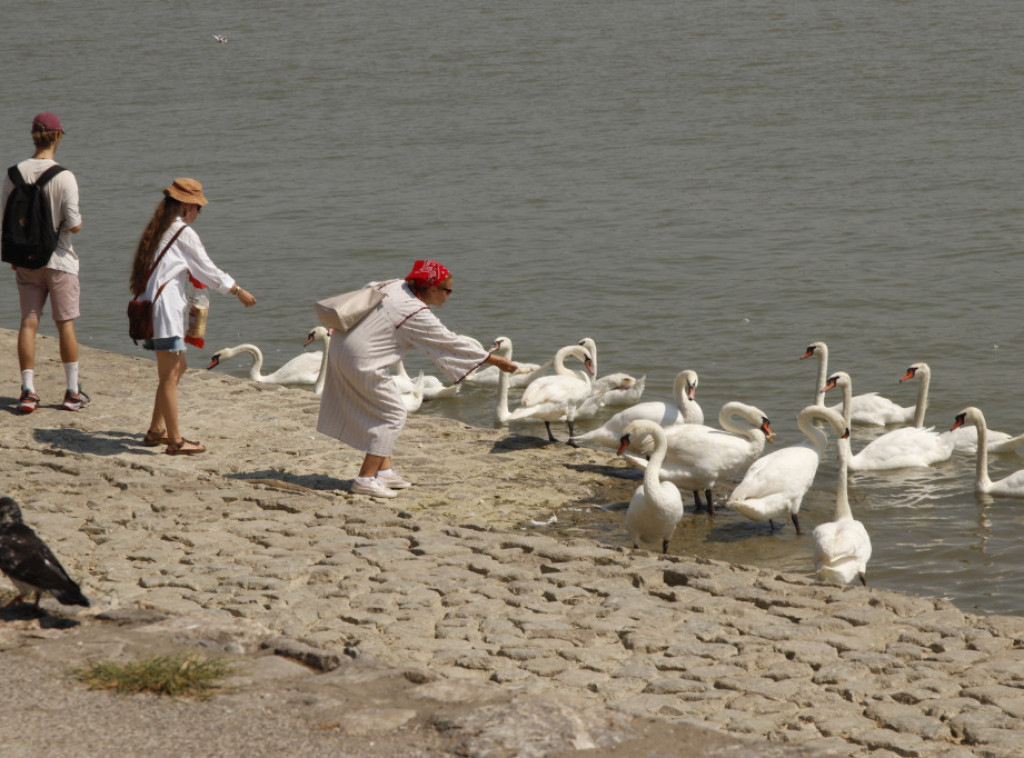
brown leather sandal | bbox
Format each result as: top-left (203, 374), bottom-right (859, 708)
top-left (143, 428), bottom-right (169, 447)
top-left (165, 438), bottom-right (206, 455)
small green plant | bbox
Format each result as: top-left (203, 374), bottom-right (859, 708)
top-left (72, 653), bottom-right (235, 698)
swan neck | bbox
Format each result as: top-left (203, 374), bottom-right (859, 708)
top-left (912, 371), bottom-right (930, 428)
top-left (834, 438), bottom-right (853, 520)
top-left (314, 341), bottom-right (330, 394)
top-left (237, 345), bottom-right (264, 379)
top-left (974, 414), bottom-right (993, 490)
top-left (798, 409), bottom-right (829, 452)
top-left (495, 345), bottom-right (512, 422)
top-left (643, 428), bottom-right (668, 493)
top-left (814, 347), bottom-right (827, 407)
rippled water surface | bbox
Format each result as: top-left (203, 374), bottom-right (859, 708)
top-left (3, 0), bottom-right (1024, 614)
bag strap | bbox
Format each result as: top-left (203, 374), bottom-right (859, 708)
top-left (35, 164), bottom-right (66, 188)
top-left (134, 225), bottom-right (185, 297)
top-left (7, 164), bottom-right (65, 188)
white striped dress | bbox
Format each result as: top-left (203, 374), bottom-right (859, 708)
top-left (316, 279), bottom-right (489, 456)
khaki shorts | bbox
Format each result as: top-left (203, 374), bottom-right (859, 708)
top-left (16, 267), bottom-right (81, 322)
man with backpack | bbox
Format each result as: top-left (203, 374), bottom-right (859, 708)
top-left (1, 112), bottom-right (86, 413)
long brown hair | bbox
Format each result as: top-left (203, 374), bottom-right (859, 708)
top-left (130, 196), bottom-right (184, 293)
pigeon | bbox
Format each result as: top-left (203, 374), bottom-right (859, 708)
top-left (0, 496), bottom-right (90, 609)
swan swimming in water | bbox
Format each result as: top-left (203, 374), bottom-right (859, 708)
top-left (209, 327), bottom-right (330, 388)
top-left (393, 359), bottom-right (460, 400)
top-left (616, 420), bottom-right (684, 554)
top-left (621, 401), bottom-right (775, 513)
top-left (823, 364), bottom-right (954, 472)
top-left (462, 335), bottom-right (550, 388)
top-left (505, 343), bottom-right (594, 443)
top-left (728, 405), bottom-right (848, 534)
top-left (575, 337), bottom-right (644, 410)
top-left (951, 407), bottom-right (1024, 498)
top-left (802, 341), bottom-right (913, 426)
top-left (813, 435), bottom-right (872, 586)
top-left (570, 369), bottom-right (703, 450)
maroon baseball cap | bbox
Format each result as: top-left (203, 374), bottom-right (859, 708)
top-left (31, 112), bottom-right (65, 134)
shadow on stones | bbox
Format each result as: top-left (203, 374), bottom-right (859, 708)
top-left (34, 427), bottom-right (148, 456)
top-left (488, 434), bottom-right (557, 452)
top-left (0, 602), bottom-right (81, 628)
top-left (225, 469), bottom-right (348, 492)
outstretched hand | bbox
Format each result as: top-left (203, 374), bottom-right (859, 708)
top-left (485, 354), bottom-right (518, 374)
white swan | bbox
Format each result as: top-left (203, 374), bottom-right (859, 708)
top-left (462, 335), bottom-right (550, 388)
top-left (570, 369), bottom-right (703, 450)
top-left (621, 401), bottom-right (775, 513)
top-left (505, 343), bottom-right (594, 443)
top-left (393, 358), bottom-right (460, 400)
top-left (616, 420), bottom-right (684, 553)
top-left (209, 327), bottom-right (330, 387)
top-left (575, 337), bottom-right (644, 410)
top-left (399, 371), bottom-right (426, 412)
top-left (813, 436), bottom-right (872, 586)
top-left (951, 407), bottom-right (1024, 498)
top-left (728, 405), bottom-right (848, 534)
top-left (304, 326), bottom-right (332, 396)
top-left (822, 365), bottom-right (954, 471)
top-left (947, 408), bottom-right (1024, 454)
top-left (802, 341), bottom-right (913, 425)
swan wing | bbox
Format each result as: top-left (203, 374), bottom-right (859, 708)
top-left (841, 393), bottom-right (915, 426)
top-left (728, 445), bottom-right (819, 519)
top-left (812, 520), bottom-right (872, 583)
top-left (262, 351), bottom-right (323, 384)
top-left (851, 427), bottom-right (955, 471)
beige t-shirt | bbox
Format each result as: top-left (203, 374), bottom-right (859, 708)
top-left (1, 158), bottom-right (82, 274)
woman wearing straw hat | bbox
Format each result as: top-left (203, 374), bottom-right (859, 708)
top-left (129, 178), bottom-right (256, 455)
top-left (317, 260), bottom-right (518, 498)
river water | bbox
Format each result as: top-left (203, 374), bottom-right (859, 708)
top-left (2, 0), bottom-right (1023, 615)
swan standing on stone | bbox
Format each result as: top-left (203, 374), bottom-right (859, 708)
top-left (616, 420), bottom-right (684, 553)
top-left (802, 341), bottom-right (913, 425)
top-left (812, 436), bottom-right (872, 586)
top-left (620, 401), bottom-right (775, 513)
top-left (822, 364), bottom-right (954, 471)
top-left (209, 327), bottom-right (330, 387)
top-left (951, 408), bottom-right (1024, 497)
top-left (505, 343), bottom-right (594, 443)
top-left (728, 405), bottom-right (848, 534)
top-left (570, 369), bottom-right (703, 450)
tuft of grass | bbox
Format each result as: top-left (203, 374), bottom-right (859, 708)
top-left (72, 653), bottom-right (236, 698)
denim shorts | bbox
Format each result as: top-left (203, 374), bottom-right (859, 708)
top-left (142, 336), bottom-right (186, 352)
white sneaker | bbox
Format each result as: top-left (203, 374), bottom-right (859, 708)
top-left (351, 477), bottom-right (398, 498)
top-left (376, 469), bottom-right (412, 489)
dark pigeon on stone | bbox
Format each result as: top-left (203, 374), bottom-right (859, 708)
top-left (0, 496), bottom-right (90, 609)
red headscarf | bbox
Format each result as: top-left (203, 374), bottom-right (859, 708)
top-left (405, 260), bottom-right (450, 288)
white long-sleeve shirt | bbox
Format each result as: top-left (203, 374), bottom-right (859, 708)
top-left (142, 219), bottom-right (236, 339)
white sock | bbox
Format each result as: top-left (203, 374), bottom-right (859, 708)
top-left (378, 468), bottom-right (395, 478)
top-left (356, 476), bottom-right (376, 484)
top-left (64, 362), bottom-right (79, 392)
top-left (21, 369), bottom-right (34, 392)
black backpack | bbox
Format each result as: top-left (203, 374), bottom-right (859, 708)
top-left (1, 164), bottom-right (67, 269)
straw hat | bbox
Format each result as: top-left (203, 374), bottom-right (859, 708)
top-left (163, 178), bottom-right (209, 206)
